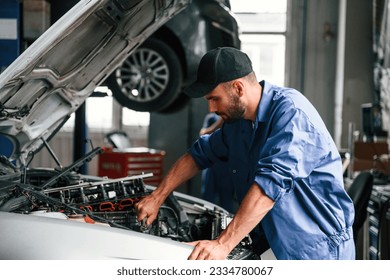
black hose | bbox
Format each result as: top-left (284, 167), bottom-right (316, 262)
top-left (0, 196), bottom-right (30, 212)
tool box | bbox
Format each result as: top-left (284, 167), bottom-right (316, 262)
top-left (98, 147), bottom-right (165, 186)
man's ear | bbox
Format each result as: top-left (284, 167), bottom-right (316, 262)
top-left (233, 80), bottom-right (244, 97)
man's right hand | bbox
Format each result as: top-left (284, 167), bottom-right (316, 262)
top-left (135, 153), bottom-right (201, 226)
top-left (135, 193), bottom-right (163, 226)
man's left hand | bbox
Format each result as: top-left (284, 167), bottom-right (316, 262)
top-left (186, 240), bottom-right (230, 260)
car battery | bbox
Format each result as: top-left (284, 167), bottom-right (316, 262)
top-left (98, 147), bottom-right (165, 186)
top-left (367, 185), bottom-right (390, 259)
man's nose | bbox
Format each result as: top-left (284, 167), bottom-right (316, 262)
top-left (208, 102), bottom-right (216, 113)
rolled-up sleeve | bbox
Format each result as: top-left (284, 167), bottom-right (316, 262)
top-left (254, 98), bottom-right (332, 202)
top-left (188, 128), bottom-right (229, 170)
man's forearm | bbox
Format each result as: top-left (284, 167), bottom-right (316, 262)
top-left (152, 152), bottom-right (200, 201)
top-left (136, 153), bottom-right (201, 226)
top-left (216, 183), bottom-right (275, 252)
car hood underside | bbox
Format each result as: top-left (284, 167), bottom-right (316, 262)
top-left (0, 0), bottom-right (189, 163)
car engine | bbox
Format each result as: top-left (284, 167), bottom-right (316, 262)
top-left (0, 148), bottom-right (259, 260)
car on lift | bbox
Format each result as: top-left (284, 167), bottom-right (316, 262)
top-left (0, 0), bottom-right (257, 260)
top-left (105, 0), bottom-right (241, 113)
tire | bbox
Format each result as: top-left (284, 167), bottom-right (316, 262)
top-left (158, 92), bottom-right (190, 114)
top-left (106, 38), bottom-right (183, 112)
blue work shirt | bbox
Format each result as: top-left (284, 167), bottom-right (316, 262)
top-left (188, 80), bottom-right (355, 259)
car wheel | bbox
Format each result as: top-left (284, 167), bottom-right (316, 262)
top-left (158, 93), bottom-right (190, 114)
top-left (106, 38), bottom-right (183, 112)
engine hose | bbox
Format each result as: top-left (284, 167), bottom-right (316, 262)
top-left (0, 191), bottom-right (11, 202)
top-left (159, 205), bottom-right (180, 235)
top-left (0, 195), bottom-right (30, 212)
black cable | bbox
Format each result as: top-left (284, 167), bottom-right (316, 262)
top-left (159, 205), bottom-right (180, 236)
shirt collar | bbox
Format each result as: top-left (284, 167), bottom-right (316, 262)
top-left (255, 80), bottom-right (274, 123)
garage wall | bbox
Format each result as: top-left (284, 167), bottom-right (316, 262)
top-left (341, 0), bottom-right (376, 148)
top-left (287, 0), bottom-right (375, 150)
top-left (297, 0), bottom-right (339, 137)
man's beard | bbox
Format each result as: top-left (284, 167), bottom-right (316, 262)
top-left (218, 92), bottom-right (245, 123)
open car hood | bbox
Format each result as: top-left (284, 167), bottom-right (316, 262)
top-left (0, 0), bottom-right (189, 163)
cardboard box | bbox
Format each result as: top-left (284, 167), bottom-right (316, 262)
top-left (354, 142), bottom-right (388, 159)
top-left (353, 141), bottom-right (390, 174)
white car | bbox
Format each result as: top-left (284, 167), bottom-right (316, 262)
top-left (0, 0), bottom-right (258, 260)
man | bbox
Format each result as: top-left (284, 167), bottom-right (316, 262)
top-left (136, 47), bottom-right (356, 260)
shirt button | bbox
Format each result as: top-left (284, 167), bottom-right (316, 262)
top-left (232, 169), bottom-right (237, 174)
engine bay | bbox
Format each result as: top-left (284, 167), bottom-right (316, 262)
top-left (0, 148), bottom-right (259, 260)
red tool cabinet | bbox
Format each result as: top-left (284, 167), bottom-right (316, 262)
top-left (98, 147), bottom-right (165, 186)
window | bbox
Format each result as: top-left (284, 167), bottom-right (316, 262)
top-left (86, 94), bottom-right (113, 130)
top-left (122, 107), bottom-right (150, 126)
top-left (61, 86), bottom-right (113, 131)
top-left (62, 86), bottom-right (151, 132)
top-left (230, 0), bottom-right (287, 85)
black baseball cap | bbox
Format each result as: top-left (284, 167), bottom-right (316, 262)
top-left (184, 47), bottom-right (253, 98)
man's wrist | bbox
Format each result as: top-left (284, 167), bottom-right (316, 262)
top-left (217, 230), bottom-right (239, 253)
